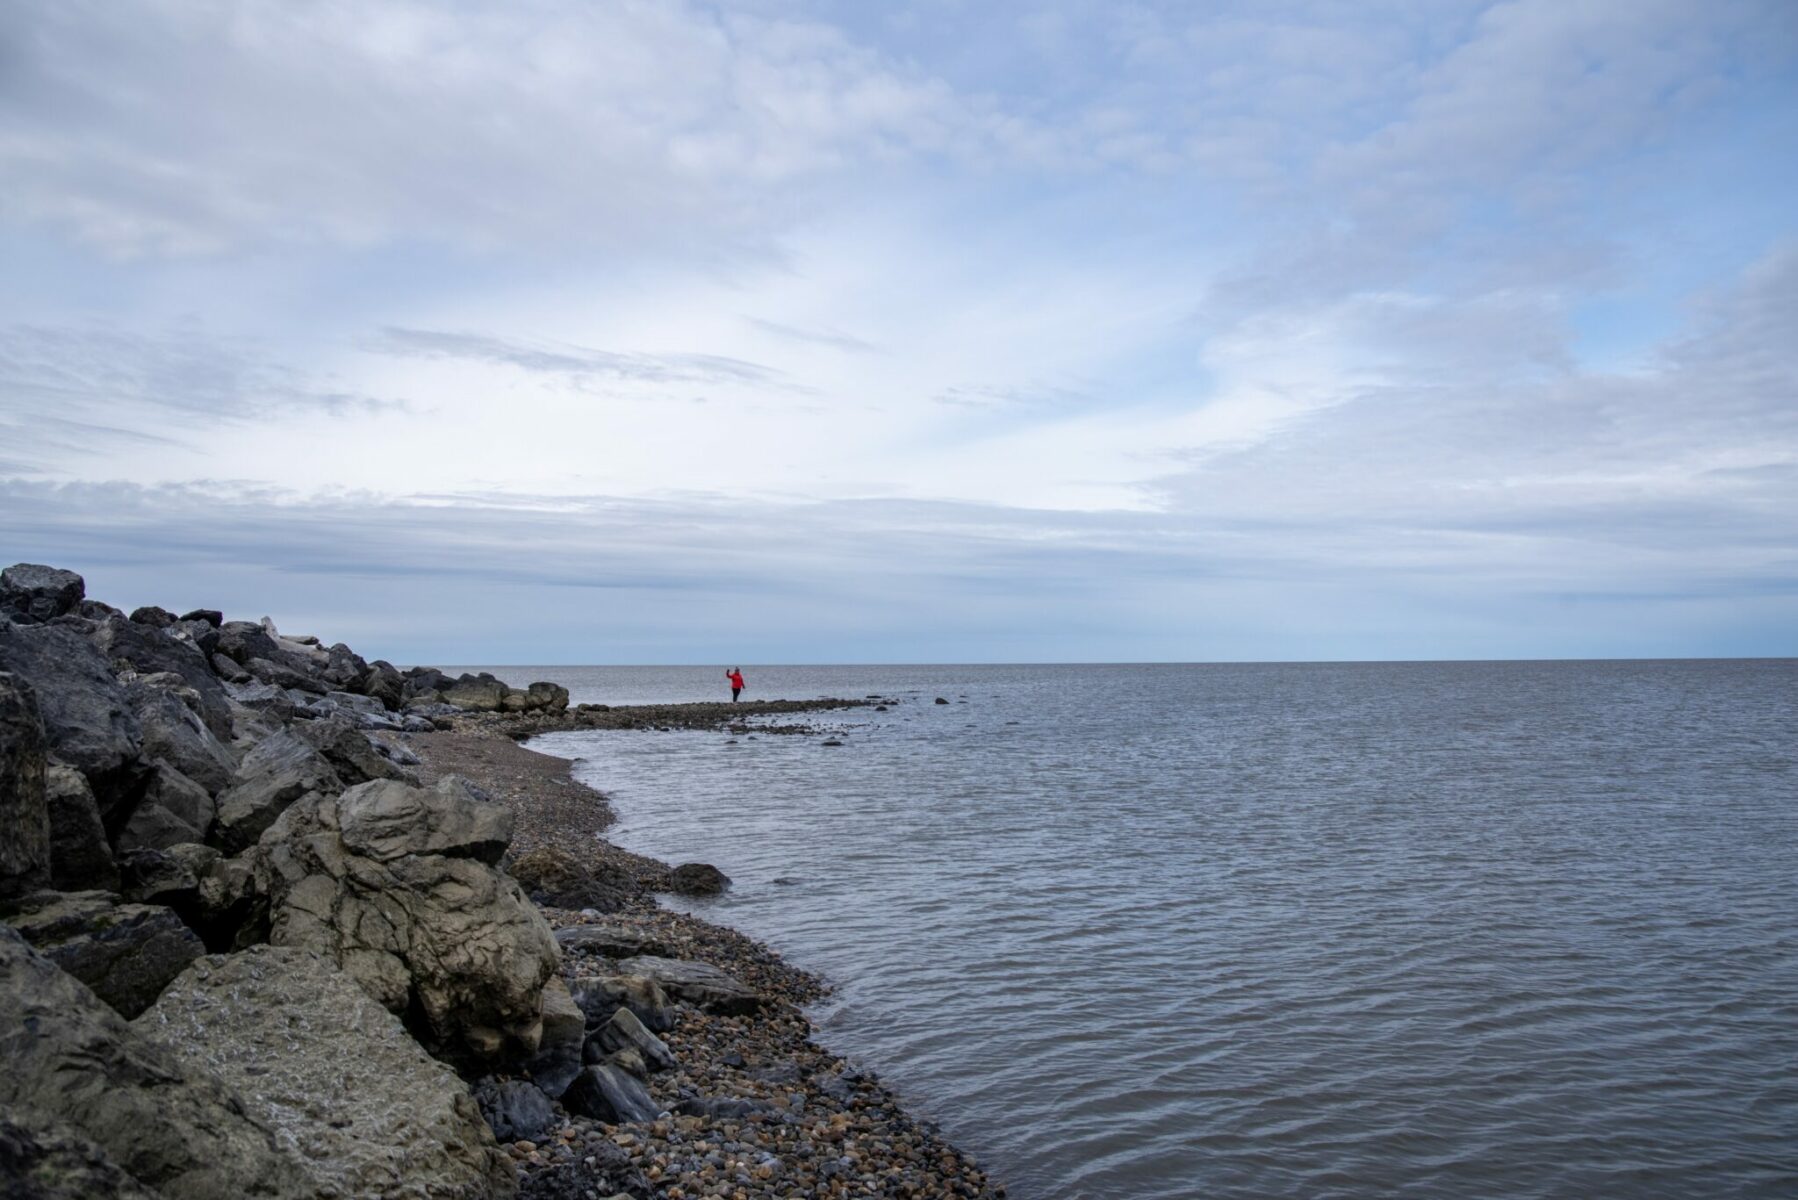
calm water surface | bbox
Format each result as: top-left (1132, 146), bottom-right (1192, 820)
top-left (489, 662), bottom-right (1798, 1200)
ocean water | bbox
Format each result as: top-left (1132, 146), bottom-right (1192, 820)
top-left (500, 662), bottom-right (1797, 1200)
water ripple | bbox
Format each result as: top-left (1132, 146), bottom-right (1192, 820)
top-left (528, 660), bottom-right (1798, 1200)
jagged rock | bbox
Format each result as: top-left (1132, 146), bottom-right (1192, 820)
top-left (213, 620), bottom-right (282, 667)
top-left (116, 845), bottom-right (206, 907)
top-left (296, 713), bottom-right (414, 784)
top-left (179, 608), bottom-right (223, 627)
top-left (570, 973), bottom-right (677, 1034)
top-left (0, 564), bottom-right (85, 624)
top-left (555, 922), bottom-right (674, 959)
top-left (362, 660), bottom-right (407, 709)
top-left (44, 762), bottom-right (118, 892)
top-left (585, 1006), bottom-right (675, 1072)
top-left (337, 776), bottom-right (512, 864)
top-left (614, 956), bottom-right (764, 1015)
top-left (563, 1063), bottom-right (662, 1124)
top-left (139, 946), bottom-right (516, 1200)
top-left (510, 845), bottom-right (632, 912)
top-left (525, 681), bottom-right (571, 713)
top-left (213, 729), bottom-right (340, 851)
top-left (221, 677), bottom-right (293, 719)
top-left (189, 850), bottom-right (266, 952)
top-left (118, 761), bottom-right (215, 851)
top-left (0, 673), bottom-right (50, 899)
top-left (253, 779), bottom-right (558, 1065)
top-left (89, 616), bottom-right (232, 739)
top-left (667, 862), bottom-right (731, 896)
top-left (0, 1114), bottom-right (160, 1200)
top-left (443, 675), bottom-right (507, 712)
top-left (244, 655), bottom-right (327, 694)
top-left (210, 652), bottom-right (251, 682)
top-left (124, 676), bottom-right (236, 791)
top-left (322, 642), bottom-right (369, 689)
top-left (475, 1078), bottom-right (558, 1143)
top-left (0, 925), bottom-right (308, 1197)
top-left (2, 891), bottom-right (204, 1018)
top-left (525, 976), bottom-right (586, 1098)
top-left (0, 620), bottom-right (144, 825)
top-left (127, 606), bottom-right (176, 628)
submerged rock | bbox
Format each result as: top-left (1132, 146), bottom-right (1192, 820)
top-left (667, 862), bottom-right (731, 896)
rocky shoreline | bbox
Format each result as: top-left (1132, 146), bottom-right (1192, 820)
top-left (0, 563), bottom-right (1006, 1200)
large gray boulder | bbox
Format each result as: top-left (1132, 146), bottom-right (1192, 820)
top-left (0, 1114), bottom-right (160, 1200)
top-left (44, 762), bottom-right (118, 892)
top-left (2, 890), bottom-right (204, 1018)
top-left (0, 673), bottom-right (50, 899)
top-left (571, 973), bottom-right (677, 1034)
top-left (253, 777), bottom-right (559, 1066)
top-left (213, 620), bottom-right (283, 667)
top-left (213, 729), bottom-right (340, 851)
top-left (124, 675), bottom-right (237, 793)
top-left (139, 946), bottom-right (516, 1200)
top-left (443, 675), bottom-right (507, 712)
top-left (0, 924), bottom-right (306, 1198)
top-left (89, 616), bottom-right (231, 739)
top-left (118, 760), bottom-right (216, 851)
top-left (0, 564), bottom-right (84, 624)
top-left (0, 620), bottom-right (144, 824)
top-left (296, 713), bottom-right (415, 785)
top-left (586, 1006), bottom-right (675, 1073)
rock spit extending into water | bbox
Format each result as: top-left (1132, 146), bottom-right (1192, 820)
top-left (0, 563), bottom-right (1004, 1199)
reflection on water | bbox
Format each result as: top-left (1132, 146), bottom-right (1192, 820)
top-left (520, 661), bottom-right (1798, 1200)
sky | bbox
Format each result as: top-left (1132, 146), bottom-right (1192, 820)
top-left (2, 0), bottom-right (1795, 664)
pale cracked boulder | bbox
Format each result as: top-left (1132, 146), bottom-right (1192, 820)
top-left (0, 925), bottom-right (308, 1199)
top-left (139, 946), bottom-right (516, 1200)
top-left (254, 777), bottom-right (559, 1065)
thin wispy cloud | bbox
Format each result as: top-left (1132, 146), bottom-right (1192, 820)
top-left (1, 1), bottom-right (1793, 659)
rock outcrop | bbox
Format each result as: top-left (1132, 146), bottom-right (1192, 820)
top-left (0, 620), bottom-right (144, 825)
top-left (0, 924), bottom-right (307, 1199)
top-left (2, 890), bottom-right (204, 1018)
top-left (254, 777), bottom-right (559, 1065)
top-left (0, 564), bottom-right (85, 624)
top-left (139, 946), bottom-right (516, 1200)
top-left (0, 673), bottom-right (50, 899)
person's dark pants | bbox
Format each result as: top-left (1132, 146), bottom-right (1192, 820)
top-left (731, 688), bottom-right (741, 702)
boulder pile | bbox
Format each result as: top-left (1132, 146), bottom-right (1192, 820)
top-left (0, 563), bottom-right (576, 1198)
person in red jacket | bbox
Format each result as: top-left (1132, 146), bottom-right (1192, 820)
top-left (726, 667), bottom-right (745, 702)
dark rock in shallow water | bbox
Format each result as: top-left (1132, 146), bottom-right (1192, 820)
top-left (0, 673), bottom-right (50, 899)
top-left (935, 696), bottom-right (950, 704)
top-left (476, 1077), bottom-right (558, 1143)
top-left (511, 846), bottom-right (632, 911)
top-left (667, 861), bottom-right (731, 896)
top-left (563, 1063), bottom-right (661, 1124)
top-left (0, 564), bottom-right (85, 624)
top-left (0, 620), bottom-right (145, 825)
top-left (44, 762), bottom-right (118, 893)
top-left (0, 1114), bottom-right (160, 1200)
top-left (3, 890), bottom-right (204, 1018)
top-left (140, 945), bottom-right (516, 1200)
